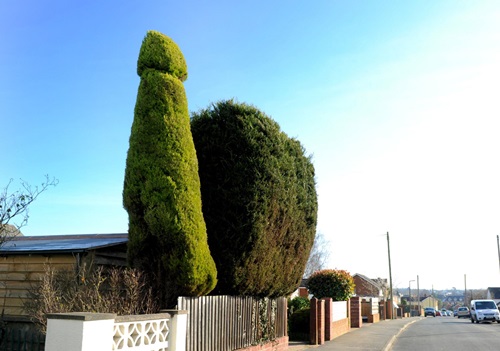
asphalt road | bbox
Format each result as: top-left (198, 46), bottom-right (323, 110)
top-left (391, 316), bottom-right (500, 351)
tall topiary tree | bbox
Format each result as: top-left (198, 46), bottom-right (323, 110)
top-left (306, 269), bottom-right (355, 301)
top-left (191, 100), bottom-right (317, 297)
top-left (123, 30), bottom-right (217, 307)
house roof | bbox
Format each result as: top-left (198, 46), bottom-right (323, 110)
top-left (487, 287), bottom-right (500, 299)
top-left (354, 273), bottom-right (383, 289)
top-left (0, 233), bottom-right (128, 255)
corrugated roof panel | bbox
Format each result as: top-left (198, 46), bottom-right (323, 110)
top-left (0, 234), bottom-right (128, 254)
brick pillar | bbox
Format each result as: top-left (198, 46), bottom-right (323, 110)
top-left (350, 297), bottom-right (362, 328)
top-left (347, 295), bottom-right (351, 324)
top-left (323, 298), bottom-right (333, 341)
top-left (386, 299), bottom-right (393, 319)
top-left (379, 300), bottom-right (385, 320)
top-left (310, 298), bottom-right (318, 345)
top-left (317, 299), bottom-right (325, 345)
top-left (309, 298), bottom-right (325, 345)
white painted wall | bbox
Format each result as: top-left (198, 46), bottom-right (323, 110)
top-left (45, 311), bottom-right (188, 351)
top-left (45, 314), bottom-right (115, 351)
top-left (331, 301), bottom-right (347, 322)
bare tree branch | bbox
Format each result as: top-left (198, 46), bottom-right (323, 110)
top-left (303, 232), bottom-right (330, 278)
top-left (0, 175), bottom-right (58, 245)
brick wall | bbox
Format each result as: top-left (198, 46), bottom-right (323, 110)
top-left (331, 318), bottom-right (350, 339)
top-left (237, 336), bottom-right (288, 351)
top-left (298, 287), bottom-right (309, 298)
top-left (368, 313), bottom-right (380, 323)
top-left (353, 275), bottom-right (379, 297)
top-left (309, 298), bottom-right (352, 345)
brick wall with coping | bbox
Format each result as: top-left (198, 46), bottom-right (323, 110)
top-left (238, 336), bottom-right (288, 351)
top-left (325, 298), bottom-right (350, 340)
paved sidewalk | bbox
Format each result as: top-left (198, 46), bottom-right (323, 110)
top-left (289, 317), bottom-right (422, 351)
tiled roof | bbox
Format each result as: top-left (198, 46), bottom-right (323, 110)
top-left (354, 273), bottom-right (383, 289)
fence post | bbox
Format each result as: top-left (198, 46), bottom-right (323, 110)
top-left (164, 310), bottom-right (189, 351)
top-left (45, 313), bottom-right (116, 351)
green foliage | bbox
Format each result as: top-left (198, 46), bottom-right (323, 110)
top-left (306, 269), bottom-right (355, 301)
top-left (137, 30), bottom-right (187, 81)
top-left (191, 100), bottom-right (317, 297)
top-left (288, 296), bottom-right (310, 316)
top-left (254, 298), bottom-right (278, 342)
top-left (123, 31), bottom-right (217, 307)
top-left (288, 308), bottom-right (310, 341)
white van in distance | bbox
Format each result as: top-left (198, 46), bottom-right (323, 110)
top-left (470, 299), bottom-right (500, 323)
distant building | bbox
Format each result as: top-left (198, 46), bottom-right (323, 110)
top-left (353, 273), bottom-right (393, 300)
top-left (486, 287), bottom-right (500, 306)
top-left (441, 294), bottom-right (465, 306)
top-left (0, 233), bottom-right (128, 320)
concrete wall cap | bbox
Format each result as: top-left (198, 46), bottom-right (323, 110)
top-left (46, 312), bottom-right (116, 321)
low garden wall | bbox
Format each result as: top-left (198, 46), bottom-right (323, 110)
top-left (310, 298), bottom-right (350, 345)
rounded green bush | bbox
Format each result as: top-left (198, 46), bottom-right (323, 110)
top-left (191, 100), bottom-right (317, 297)
top-left (306, 269), bottom-right (355, 301)
top-left (288, 296), bottom-right (310, 315)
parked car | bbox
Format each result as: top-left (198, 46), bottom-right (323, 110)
top-left (441, 309), bottom-right (451, 316)
top-left (470, 300), bottom-right (500, 323)
top-left (435, 310), bottom-right (442, 316)
top-left (453, 309), bottom-right (458, 317)
top-left (424, 307), bottom-right (436, 317)
top-left (457, 307), bottom-right (470, 318)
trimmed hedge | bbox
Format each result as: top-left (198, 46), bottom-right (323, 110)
top-left (306, 269), bottom-right (355, 301)
top-left (191, 100), bottom-right (317, 297)
top-left (123, 31), bottom-right (217, 307)
top-left (288, 296), bottom-right (310, 316)
top-left (288, 308), bottom-right (310, 341)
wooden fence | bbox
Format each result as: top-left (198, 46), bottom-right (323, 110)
top-left (361, 298), bottom-right (379, 316)
top-left (178, 296), bottom-right (287, 351)
top-left (0, 328), bottom-right (45, 351)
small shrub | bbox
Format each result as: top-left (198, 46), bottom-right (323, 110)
top-left (306, 269), bottom-right (354, 301)
top-left (288, 296), bottom-right (309, 316)
top-left (23, 263), bottom-right (159, 333)
top-left (288, 308), bottom-right (310, 341)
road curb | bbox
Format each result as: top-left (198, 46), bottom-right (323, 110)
top-left (383, 318), bottom-right (422, 351)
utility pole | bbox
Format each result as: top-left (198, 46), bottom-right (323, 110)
top-left (409, 280), bottom-right (415, 316)
top-left (387, 232), bottom-right (394, 319)
top-left (417, 275), bottom-right (420, 316)
top-left (497, 235), bottom-right (500, 275)
top-left (464, 274), bottom-right (467, 307)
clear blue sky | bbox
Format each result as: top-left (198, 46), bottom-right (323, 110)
top-left (2, 0), bottom-right (500, 290)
